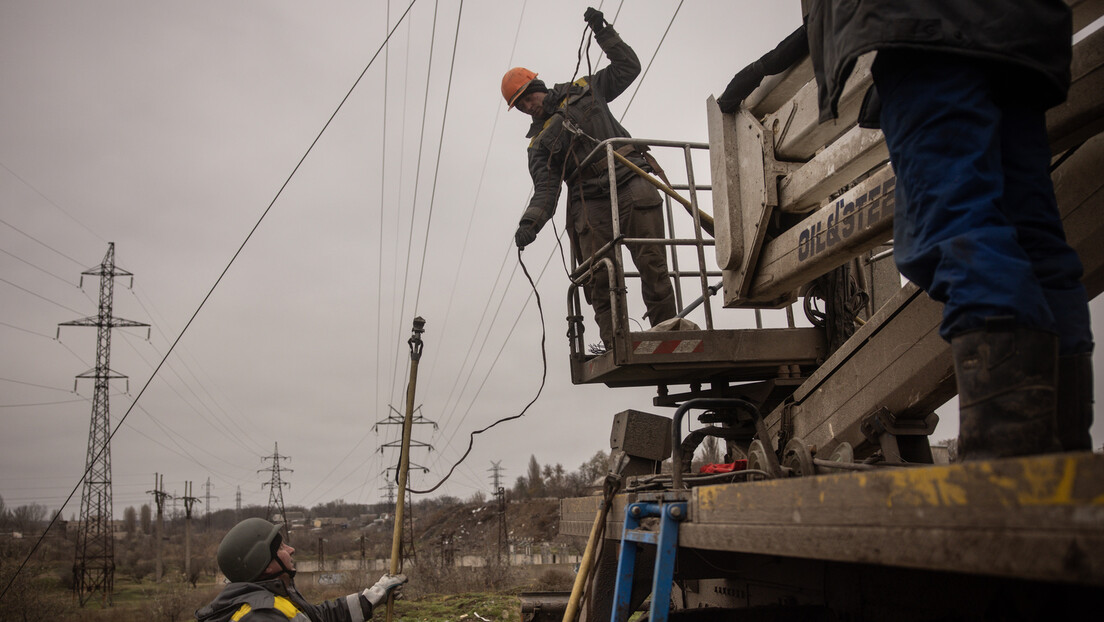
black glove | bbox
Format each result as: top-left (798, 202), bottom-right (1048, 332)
top-left (583, 7), bottom-right (607, 33)
top-left (515, 223), bottom-right (538, 249)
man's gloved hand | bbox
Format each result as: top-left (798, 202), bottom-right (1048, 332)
top-left (362, 573), bottom-right (407, 608)
top-left (583, 7), bottom-right (607, 33)
top-left (515, 223), bottom-right (538, 249)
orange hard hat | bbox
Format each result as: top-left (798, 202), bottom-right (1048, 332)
top-left (502, 67), bottom-right (538, 109)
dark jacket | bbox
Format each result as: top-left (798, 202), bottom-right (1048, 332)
top-left (520, 26), bottom-right (650, 232)
top-left (195, 578), bottom-right (370, 622)
top-left (802, 0), bottom-right (1073, 121)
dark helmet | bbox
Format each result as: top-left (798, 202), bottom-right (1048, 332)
top-left (217, 518), bottom-right (284, 582)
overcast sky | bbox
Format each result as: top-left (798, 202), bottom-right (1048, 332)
top-left (2, 1), bottom-right (1101, 521)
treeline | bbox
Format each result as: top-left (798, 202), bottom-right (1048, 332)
top-left (510, 451), bottom-right (608, 500)
top-left (0, 496), bottom-right (51, 533)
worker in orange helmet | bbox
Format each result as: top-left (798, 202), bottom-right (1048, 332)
top-left (505, 7), bottom-right (676, 353)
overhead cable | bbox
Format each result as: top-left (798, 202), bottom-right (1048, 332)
top-left (0, 1), bottom-right (420, 602)
top-left (619, 0), bottom-right (684, 122)
top-left (408, 247), bottom-right (547, 495)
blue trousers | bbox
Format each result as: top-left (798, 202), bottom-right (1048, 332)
top-left (872, 51), bottom-right (1092, 355)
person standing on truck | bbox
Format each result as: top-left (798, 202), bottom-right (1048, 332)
top-left (796, 1), bottom-right (1094, 460)
top-left (506, 7), bottom-right (677, 352)
top-left (195, 518), bottom-right (407, 622)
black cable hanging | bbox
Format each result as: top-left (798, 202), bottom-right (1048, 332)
top-left (407, 248), bottom-right (547, 495)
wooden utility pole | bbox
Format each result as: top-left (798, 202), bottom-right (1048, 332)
top-left (147, 474), bottom-right (170, 582)
top-left (386, 317), bottom-right (425, 622)
top-left (181, 481), bottom-right (201, 582)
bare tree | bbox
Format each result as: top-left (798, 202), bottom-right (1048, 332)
top-left (578, 451), bottom-right (609, 485)
top-left (0, 562), bottom-right (73, 621)
top-left (11, 503), bottom-right (47, 533)
top-left (141, 503), bottom-right (153, 534)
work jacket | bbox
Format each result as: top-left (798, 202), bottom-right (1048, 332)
top-left (195, 578), bottom-right (372, 622)
top-left (802, 0), bottom-right (1073, 121)
top-left (520, 26), bottom-right (651, 233)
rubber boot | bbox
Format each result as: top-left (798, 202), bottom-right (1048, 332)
top-left (952, 319), bottom-right (1061, 461)
top-left (1057, 352), bottom-right (1094, 451)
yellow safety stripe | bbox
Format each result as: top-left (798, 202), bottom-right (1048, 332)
top-left (273, 596), bottom-right (300, 619)
top-left (229, 596), bottom-right (300, 621)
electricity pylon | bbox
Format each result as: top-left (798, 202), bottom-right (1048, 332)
top-left (261, 443), bottom-right (292, 543)
top-left (58, 243), bottom-right (148, 607)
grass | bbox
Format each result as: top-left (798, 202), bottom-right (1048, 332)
top-left (389, 592), bottom-right (521, 622)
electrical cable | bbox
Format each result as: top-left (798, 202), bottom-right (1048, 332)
top-left (423, 0), bottom-right (530, 393)
top-left (375, 0), bottom-right (393, 469)
top-left (0, 1), bottom-right (420, 602)
top-left (0, 320), bottom-right (55, 340)
top-left (0, 160), bottom-right (106, 243)
top-left (618, 0), bottom-right (684, 123)
top-left (0, 247), bottom-right (79, 287)
top-left (125, 288), bottom-right (268, 456)
top-left (407, 248), bottom-right (546, 495)
top-left (430, 237), bottom-right (560, 460)
top-left (390, 0), bottom-right (442, 411)
top-left (411, 0), bottom-right (464, 314)
top-left (0, 276), bottom-right (84, 315)
top-left (0, 216), bottom-right (87, 268)
top-left (0, 377), bottom-right (72, 393)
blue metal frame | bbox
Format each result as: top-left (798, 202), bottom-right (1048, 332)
top-left (610, 501), bottom-right (687, 622)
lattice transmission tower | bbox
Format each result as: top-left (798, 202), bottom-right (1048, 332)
top-left (58, 243), bottom-right (148, 606)
top-left (261, 442), bottom-right (292, 542)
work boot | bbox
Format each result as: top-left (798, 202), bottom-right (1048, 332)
top-left (1057, 352), bottom-right (1094, 451)
top-left (952, 319), bottom-right (1061, 461)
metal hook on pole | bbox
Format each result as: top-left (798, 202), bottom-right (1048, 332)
top-left (386, 316), bottom-right (426, 622)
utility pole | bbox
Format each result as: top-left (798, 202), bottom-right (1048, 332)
top-left (496, 486), bottom-right (509, 566)
top-left (147, 473), bottom-right (170, 582)
top-left (489, 461), bottom-right (508, 565)
top-left (235, 486), bottom-right (242, 521)
top-left (386, 317), bottom-right (425, 622)
top-left (59, 243), bottom-right (148, 607)
top-left (181, 481), bottom-right (200, 582)
top-left (261, 443), bottom-right (292, 543)
top-left (203, 478), bottom-right (218, 529)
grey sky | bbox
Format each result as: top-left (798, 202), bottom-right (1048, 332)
top-left (2, 1), bottom-right (1100, 520)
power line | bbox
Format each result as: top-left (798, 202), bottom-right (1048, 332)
top-left (0, 216), bottom-right (89, 268)
top-left (0, 247), bottom-right (79, 287)
top-left (125, 287), bottom-right (268, 456)
top-left (0, 160), bottom-right (106, 243)
top-left (428, 243), bottom-right (558, 472)
top-left (619, 0), bottom-right (683, 122)
top-left (423, 0), bottom-right (530, 391)
top-left (0, 5), bottom-right (422, 603)
top-left (391, 0), bottom-right (443, 410)
top-left (411, 0), bottom-right (465, 313)
top-left (0, 320), bottom-right (56, 340)
top-left (0, 376), bottom-right (73, 393)
top-left (0, 276), bottom-right (85, 315)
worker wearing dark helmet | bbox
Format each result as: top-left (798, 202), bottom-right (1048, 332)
top-left (195, 518), bottom-right (406, 622)
top-left (507, 7), bottom-right (676, 351)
